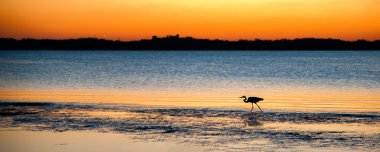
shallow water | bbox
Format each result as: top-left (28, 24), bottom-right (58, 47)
top-left (0, 102), bottom-right (379, 151)
top-left (0, 51), bottom-right (380, 151)
top-left (0, 129), bottom-right (202, 152)
top-left (0, 51), bottom-right (380, 112)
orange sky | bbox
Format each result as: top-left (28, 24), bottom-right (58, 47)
top-left (1, 0), bottom-right (380, 41)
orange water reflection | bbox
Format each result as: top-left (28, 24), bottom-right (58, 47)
top-left (1, 88), bottom-right (379, 112)
top-left (264, 122), bottom-right (380, 135)
top-left (0, 129), bottom-right (201, 152)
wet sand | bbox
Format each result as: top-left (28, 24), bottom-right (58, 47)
top-left (0, 129), bottom-right (201, 152)
top-left (1, 102), bottom-right (379, 151)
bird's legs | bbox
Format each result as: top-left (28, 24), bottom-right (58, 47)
top-left (250, 103), bottom-right (254, 112)
top-left (255, 103), bottom-right (263, 112)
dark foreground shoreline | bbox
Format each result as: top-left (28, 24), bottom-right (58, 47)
top-left (1, 35), bottom-right (380, 50)
top-left (1, 101), bottom-right (379, 151)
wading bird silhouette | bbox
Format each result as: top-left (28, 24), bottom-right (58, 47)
top-left (240, 96), bottom-right (264, 112)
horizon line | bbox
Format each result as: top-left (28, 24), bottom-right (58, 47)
top-left (1, 35), bottom-right (380, 43)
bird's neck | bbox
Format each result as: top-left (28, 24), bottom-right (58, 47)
top-left (243, 97), bottom-right (247, 102)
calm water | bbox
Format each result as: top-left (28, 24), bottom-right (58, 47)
top-left (1, 51), bottom-right (380, 151)
top-left (0, 51), bottom-right (380, 111)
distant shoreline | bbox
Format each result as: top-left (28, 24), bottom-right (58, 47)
top-left (1, 35), bottom-right (380, 50)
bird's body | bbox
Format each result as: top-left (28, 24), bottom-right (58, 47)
top-left (244, 97), bottom-right (263, 104)
top-left (240, 96), bottom-right (264, 112)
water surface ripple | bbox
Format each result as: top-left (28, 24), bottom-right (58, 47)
top-left (1, 102), bottom-right (379, 151)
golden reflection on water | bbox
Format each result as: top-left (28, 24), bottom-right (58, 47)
top-left (57, 109), bottom-right (380, 136)
top-left (64, 109), bottom-right (242, 129)
top-left (1, 104), bottom-right (379, 151)
top-left (264, 122), bottom-right (380, 135)
top-left (1, 87), bottom-right (379, 112)
top-left (0, 129), bottom-right (201, 152)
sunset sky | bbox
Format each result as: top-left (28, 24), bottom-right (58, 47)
top-left (1, 0), bottom-right (379, 41)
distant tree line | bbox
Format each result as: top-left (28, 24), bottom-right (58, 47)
top-left (1, 35), bottom-right (379, 50)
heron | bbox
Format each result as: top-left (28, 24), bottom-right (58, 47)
top-left (239, 96), bottom-right (264, 112)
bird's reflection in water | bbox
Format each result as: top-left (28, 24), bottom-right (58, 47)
top-left (241, 113), bottom-right (263, 127)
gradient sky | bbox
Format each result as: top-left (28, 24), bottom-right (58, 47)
top-left (1, 0), bottom-right (379, 41)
